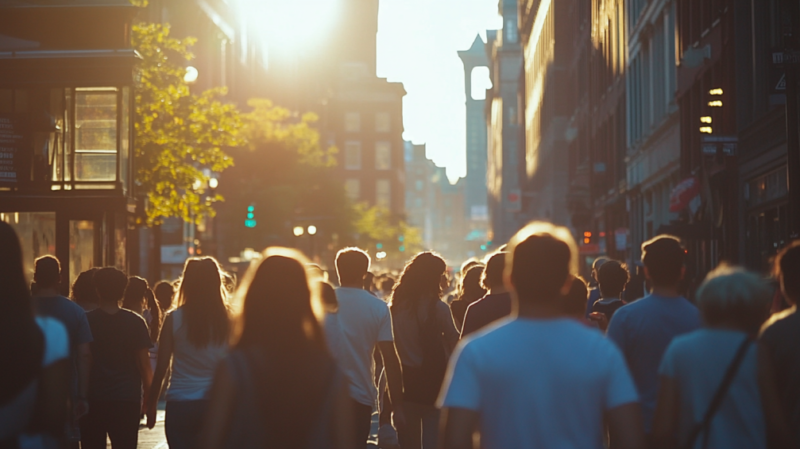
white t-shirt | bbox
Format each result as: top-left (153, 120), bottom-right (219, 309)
top-left (659, 329), bottom-right (765, 449)
top-left (439, 318), bottom-right (638, 449)
top-left (327, 287), bottom-right (394, 406)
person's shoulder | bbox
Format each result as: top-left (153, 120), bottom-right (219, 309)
top-left (57, 295), bottom-right (87, 315)
top-left (761, 306), bottom-right (799, 340)
top-left (119, 309), bottom-right (149, 325)
top-left (461, 317), bottom-right (517, 347)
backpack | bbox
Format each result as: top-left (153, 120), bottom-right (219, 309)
top-left (402, 299), bottom-right (448, 406)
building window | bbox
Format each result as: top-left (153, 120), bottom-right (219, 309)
top-left (345, 112), bottom-right (361, 132)
top-left (345, 178), bottom-right (360, 201)
top-left (344, 141), bottom-right (362, 170)
top-left (376, 179), bottom-right (391, 209)
top-left (375, 112), bottom-right (390, 132)
top-left (75, 88), bottom-right (118, 181)
top-left (375, 142), bottom-right (391, 170)
top-left (505, 19), bottom-right (518, 43)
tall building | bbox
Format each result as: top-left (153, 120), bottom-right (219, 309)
top-left (458, 36), bottom-right (490, 233)
top-left (327, 0), bottom-right (406, 216)
top-left (486, 0), bottom-right (525, 244)
top-left (625, 0), bottom-right (681, 265)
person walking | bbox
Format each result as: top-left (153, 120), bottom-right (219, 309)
top-left (589, 260), bottom-right (629, 329)
top-left (460, 252), bottom-right (511, 337)
top-left (326, 248), bottom-right (406, 447)
top-left (652, 266), bottom-right (791, 449)
top-left (760, 241), bottom-right (800, 446)
top-left (439, 222), bottom-right (644, 449)
top-left (389, 252), bottom-right (459, 449)
top-left (199, 248), bottom-right (353, 449)
top-left (449, 265), bottom-right (486, 330)
top-left (153, 281), bottom-right (175, 313)
top-left (31, 256), bottom-right (93, 447)
top-left (71, 268), bottom-right (100, 312)
top-left (81, 268), bottom-right (153, 449)
top-left (123, 277), bottom-right (162, 373)
top-left (0, 222), bottom-right (70, 449)
top-left (606, 236), bottom-right (702, 436)
top-left (146, 258), bottom-right (229, 449)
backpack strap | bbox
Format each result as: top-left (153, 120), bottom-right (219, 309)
top-left (683, 337), bottom-right (752, 449)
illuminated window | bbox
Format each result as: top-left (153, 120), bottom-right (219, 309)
top-left (376, 179), bottom-right (391, 209)
top-left (345, 112), bottom-right (361, 132)
top-left (344, 141), bottom-right (361, 170)
top-left (375, 112), bottom-right (390, 132)
top-left (345, 179), bottom-right (360, 201)
top-left (75, 89), bottom-right (118, 181)
top-left (375, 142), bottom-right (391, 170)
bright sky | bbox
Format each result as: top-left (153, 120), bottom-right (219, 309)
top-left (376, 0), bottom-right (501, 182)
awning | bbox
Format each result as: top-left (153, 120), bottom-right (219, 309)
top-left (0, 49), bottom-right (140, 87)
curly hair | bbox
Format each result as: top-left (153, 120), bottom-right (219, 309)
top-left (390, 252), bottom-right (447, 312)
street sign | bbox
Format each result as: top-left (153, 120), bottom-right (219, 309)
top-left (701, 135), bottom-right (737, 143)
top-left (773, 51), bottom-right (800, 65)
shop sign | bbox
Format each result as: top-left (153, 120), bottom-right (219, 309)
top-left (0, 114), bottom-right (27, 185)
top-left (669, 177), bottom-right (701, 212)
top-left (579, 243), bottom-right (600, 255)
top-left (615, 228), bottom-right (629, 252)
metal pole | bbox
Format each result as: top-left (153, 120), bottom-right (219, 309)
top-left (785, 0), bottom-right (800, 240)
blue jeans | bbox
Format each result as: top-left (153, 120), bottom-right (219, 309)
top-left (165, 400), bottom-right (209, 449)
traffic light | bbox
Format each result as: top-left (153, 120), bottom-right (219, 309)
top-left (376, 243), bottom-right (383, 250)
top-left (480, 245), bottom-right (487, 251)
top-left (398, 235), bottom-right (405, 243)
top-left (245, 204), bottom-right (257, 228)
top-left (583, 231), bottom-right (592, 245)
top-left (399, 245), bottom-right (406, 252)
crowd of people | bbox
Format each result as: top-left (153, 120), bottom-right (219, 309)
top-left (1, 217), bottom-right (799, 449)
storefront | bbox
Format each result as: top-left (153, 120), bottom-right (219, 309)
top-left (0, 2), bottom-right (138, 290)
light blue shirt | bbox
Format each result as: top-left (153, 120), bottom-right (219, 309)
top-left (607, 294), bottom-right (701, 431)
top-left (440, 318), bottom-right (638, 449)
top-left (660, 329), bottom-right (765, 449)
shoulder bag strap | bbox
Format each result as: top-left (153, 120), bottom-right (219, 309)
top-left (683, 337), bottom-right (752, 449)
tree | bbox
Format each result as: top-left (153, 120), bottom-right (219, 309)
top-left (132, 22), bottom-right (243, 226)
top-left (352, 203), bottom-right (423, 260)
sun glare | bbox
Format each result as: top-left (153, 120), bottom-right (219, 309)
top-left (239, 0), bottom-right (341, 53)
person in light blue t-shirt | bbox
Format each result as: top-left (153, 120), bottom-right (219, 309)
top-left (606, 236), bottom-right (701, 435)
top-left (652, 266), bottom-right (791, 449)
top-left (439, 222), bottom-right (644, 449)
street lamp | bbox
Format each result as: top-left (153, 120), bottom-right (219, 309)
top-left (208, 177), bottom-right (219, 189)
top-left (184, 66), bottom-right (199, 84)
top-left (293, 226), bottom-right (304, 237)
top-left (307, 225), bottom-right (317, 235)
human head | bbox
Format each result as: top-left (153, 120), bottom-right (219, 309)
top-left (460, 258), bottom-right (482, 276)
top-left (33, 255), bottom-right (61, 290)
top-left (379, 276), bottom-right (395, 296)
top-left (176, 257), bottom-right (230, 347)
top-left (597, 260), bottom-right (630, 298)
top-left (390, 252), bottom-right (448, 310)
top-left (235, 247), bottom-right (323, 349)
top-left (122, 276), bottom-right (149, 310)
top-left (363, 271), bottom-right (375, 291)
top-left (460, 265), bottom-right (487, 303)
top-left (641, 235), bottom-right (686, 288)
top-left (775, 241), bottom-right (800, 305)
top-left (335, 248), bottom-right (370, 286)
top-left (482, 252), bottom-right (507, 291)
top-left (696, 266), bottom-right (772, 334)
top-left (153, 281), bottom-right (175, 312)
top-left (93, 267), bottom-right (129, 305)
top-left (562, 277), bottom-right (589, 318)
top-left (507, 222), bottom-right (578, 304)
top-left (71, 268), bottom-right (100, 307)
top-left (592, 257), bottom-right (609, 281)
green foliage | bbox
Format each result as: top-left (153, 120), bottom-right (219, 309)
top-left (352, 203), bottom-right (423, 255)
top-left (132, 22), bottom-right (243, 225)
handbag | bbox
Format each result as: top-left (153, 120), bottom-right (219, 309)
top-left (681, 338), bottom-right (752, 449)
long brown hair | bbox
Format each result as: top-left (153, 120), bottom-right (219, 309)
top-left (176, 257), bottom-right (230, 348)
top-left (123, 277), bottom-right (162, 343)
top-left (390, 251), bottom-right (447, 312)
top-left (233, 248), bottom-right (330, 448)
top-left (0, 221), bottom-right (44, 404)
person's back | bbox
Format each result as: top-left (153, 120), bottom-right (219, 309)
top-left (461, 252), bottom-right (511, 337)
top-left (607, 236), bottom-right (701, 432)
top-left (167, 307), bottom-right (228, 401)
top-left (760, 242), bottom-right (800, 445)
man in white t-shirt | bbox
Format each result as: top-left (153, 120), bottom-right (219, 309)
top-left (439, 222), bottom-right (645, 449)
top-left (327, 248), bottom-right (405, 446)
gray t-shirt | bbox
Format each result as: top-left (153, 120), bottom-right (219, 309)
top-left (391, 299), bottom-right (459, 367)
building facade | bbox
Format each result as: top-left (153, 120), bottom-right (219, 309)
top-left (486, 0), bottom-right (525, 245)
top-left (625, 0), bottom-right (681, 265)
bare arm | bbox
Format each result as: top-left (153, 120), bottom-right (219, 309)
top-left (607, 402), bottom-right (645, 449)
top-left (377, 340), bottom-right (406, 430)
top-left (439, 407), bottom-right (479, 449)
top-left (136, 347), bottom-right (153, 414)
top-left (758, 343), bottom-right (793, 449)
top-left (652, 375), bottom-right (680, 449)
top-left (147, 314), bottom-right (174, 428)
top-left (199, 363), bottom-right (236, 449)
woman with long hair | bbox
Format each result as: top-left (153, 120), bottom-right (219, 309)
top-left (71, 267), bottom-right (100, 312)
top-left (145, 257), bottom-right (230, 449)
top-left (200, 248), bottom-right (352, 449)
top-left (390, 252), bottom-right (459, 449)
top-left (0, 221), bottom-right (70, 447)
top-left (449, 264), bottom-right (486, 330)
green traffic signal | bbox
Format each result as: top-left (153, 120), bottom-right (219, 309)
top-left (399, 245), bottom-right (405, 252)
